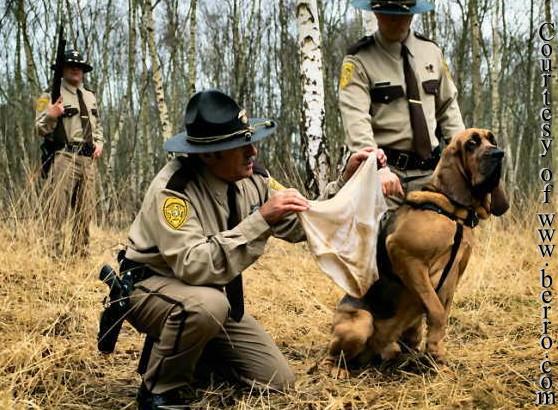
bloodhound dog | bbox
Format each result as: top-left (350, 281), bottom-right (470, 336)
top-left (325, 129), bottom-right (509, 374)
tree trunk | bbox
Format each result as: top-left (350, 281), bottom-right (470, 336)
top-left (142, 0), bottom-right (172, 140)
top-left (469, 0), bottom-right (482, 125)
top-left (362, 11), bottom-right (377, 36)
top-left (296, 0), bottom-right (330, 197)
top-left (188, 0), bottom-right (197, 96)
top-left (490, 0), bottom-right (501, 134)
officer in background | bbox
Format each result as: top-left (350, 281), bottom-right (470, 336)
top-left (121, 89), bottom-right (389, 409)
top-left (35, 49), bottom-right (104, 257)
top-left (340, 0), bottom-right (465, 208)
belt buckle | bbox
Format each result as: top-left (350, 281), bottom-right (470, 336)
top-left (395, 153), bottom-right (410, 170)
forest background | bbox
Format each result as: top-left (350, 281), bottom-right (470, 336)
top-left (0, 0), bottom-right (556, 225)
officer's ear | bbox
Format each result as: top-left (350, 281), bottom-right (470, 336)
top-left (198, 152), bottom-right (222, 166)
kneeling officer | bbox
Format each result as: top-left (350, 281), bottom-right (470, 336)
top-left (99, 90), bottom-right (386, 409)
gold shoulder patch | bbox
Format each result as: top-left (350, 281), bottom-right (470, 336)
top-left (442, 59), bottom-right (451, 77)
top-left (36, 96), bottom-right (49, 112)
top-left (163, 197), bottom-right (189, 229)
top-left (268, 177), bottom-right (287, 191)
top-left (339, 62), bottom-right (355, 90)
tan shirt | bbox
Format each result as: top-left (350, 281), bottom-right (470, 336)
top-left (126, 158), bottom-right (317, 286)
top-left (35, 79), bottom-right (104, 147)
top-left (339, 30), bottom-right (464, 153)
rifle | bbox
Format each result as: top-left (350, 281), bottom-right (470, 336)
top-left (40, 24), bottom-right (67, 178)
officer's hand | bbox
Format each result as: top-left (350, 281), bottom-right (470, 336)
top-left (379, 168), bottom-right (404, 197)
top-left (343, 147), bottom-right (386, 182)
top-left (259, 188), bottom-right (309, 225)
top-left (47, 97), bottom-right (64, 118)
top-left (93, 144), bottom-right (103, 159)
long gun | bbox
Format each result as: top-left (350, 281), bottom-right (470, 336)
top-left (40, 24), bottom-right (67, 178)
top-left (51, 25), bottom-right (66, 104)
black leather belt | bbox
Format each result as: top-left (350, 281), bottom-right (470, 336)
top-left (119, 257), bottom-right (157, 285)
top-left (65, 142), bottom-right (94, 157)
top-left (383, 146), bottom-right (441, 171)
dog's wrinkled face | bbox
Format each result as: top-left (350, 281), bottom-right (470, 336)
top-left (460, 130), bottom-right (503, 191)
top-left (433, 128), bottom-right (509, 216)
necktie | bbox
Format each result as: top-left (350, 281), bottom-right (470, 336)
top-left (225, 183), bottom-right (244, 322)
top-left (76, 89), bottom-right (93, 142)
top-left (401, 44), bottom-right (432, 160)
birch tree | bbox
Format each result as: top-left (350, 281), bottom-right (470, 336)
top-left (296, 0), bottom-right (330, 197)
top-left (142, 0), bottom-right (172, 140)
top-left (362, 11), bottom-right (377, 36)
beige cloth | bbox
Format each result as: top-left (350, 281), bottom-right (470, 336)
top-left (299, 156), bottom-right (388, 298)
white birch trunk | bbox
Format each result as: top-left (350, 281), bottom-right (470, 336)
top-left (143, 0), bottom-right (172, 141)
top-left (297, 0), bottom-right (329, 196)
top-left (362, 11), bottom-right (377, 36)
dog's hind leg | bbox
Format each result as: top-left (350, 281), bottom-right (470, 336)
top-left (324, 304), bottom-right (374, 377)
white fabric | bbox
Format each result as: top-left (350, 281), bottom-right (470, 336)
top-left (298, 156), bottom-right (388, 298)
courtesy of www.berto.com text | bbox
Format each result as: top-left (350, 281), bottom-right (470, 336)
top-left (536, 19), bottom-right (556, 407)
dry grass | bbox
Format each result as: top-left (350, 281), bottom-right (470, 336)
top-left (0, 202), bottom-right (552, 409)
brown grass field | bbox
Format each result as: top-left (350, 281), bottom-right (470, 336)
top-left (0, 202), bottom-right (553, 409)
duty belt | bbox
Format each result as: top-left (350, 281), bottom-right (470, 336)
top-left (120, 256), bottom-right (158, 285)
top-left (65, 142), bottom-right (94, 157)
top-left (383, 146), bottom-right (441, 171)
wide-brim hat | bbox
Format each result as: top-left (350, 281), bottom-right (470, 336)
top-left (50, 49), bottom-right (93, 73)
top-left (351, 0), bottom-right (434, 14)
top-left (164, 89), bottom-right (277, 154)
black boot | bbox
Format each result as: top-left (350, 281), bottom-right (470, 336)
top-left (136, 383), bottom-right (190, 410)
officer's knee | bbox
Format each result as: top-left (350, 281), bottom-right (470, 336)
top-left (189, 288), bottom-right (230, 336)
top-left (268, 367), bottom-right (296, 392)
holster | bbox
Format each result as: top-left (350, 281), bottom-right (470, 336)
top-left (97, 250), bottom-right (157, 354)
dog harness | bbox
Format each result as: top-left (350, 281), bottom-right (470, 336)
top-left (405, 191), bottom-right (481, 293)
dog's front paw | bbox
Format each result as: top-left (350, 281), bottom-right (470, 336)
top-left (380, 342), bottom-right (401, 361)
top-left (426, 341), bottom-right (447, 364)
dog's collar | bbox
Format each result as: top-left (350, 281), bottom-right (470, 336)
top-left (405, 191), bottom-right (483, 228)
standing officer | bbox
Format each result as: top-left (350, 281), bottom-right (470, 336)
top-left (121, 89), bottom-right (387, 409)
top-left (35, 49), bottom-right (104, 257)
top-left (339, 0), bottom-right (465, 208)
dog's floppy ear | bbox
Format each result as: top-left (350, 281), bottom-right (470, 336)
top-left (432, 139), bottom-right (473, 207)
top-left (487, 182), bottom-right (509, 216)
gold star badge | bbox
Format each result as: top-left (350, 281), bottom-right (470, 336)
top-left (163, 197), bottom-right (189, 229)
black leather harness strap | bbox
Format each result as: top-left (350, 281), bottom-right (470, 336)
top-left (406, 201), bottom-right (477, 293)
top-left (435, 222), bottom-right (463, 293)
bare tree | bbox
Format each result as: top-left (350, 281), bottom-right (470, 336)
top-left (142, 0), bottom-right (172, 140)
top-left (297, 0), bottom-right (330, 196)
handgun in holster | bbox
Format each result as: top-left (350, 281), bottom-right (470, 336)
top-left (97, 250), bottom-right (133, 354)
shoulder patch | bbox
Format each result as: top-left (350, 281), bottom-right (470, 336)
top-left (83, 86), bottom-right (96, 94)
top-left (347, 35), bottom-right (375, 55)
top-left (268, 177), bottom-right (287, 191)
top-left (163, 197), bottom-right (190, 229)
top-left (414, 32), bottom-right (438, 47)
top-left (36, 96), bottom-right (49, 112)
top-left (339, 62), bottom-right (355, 90)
